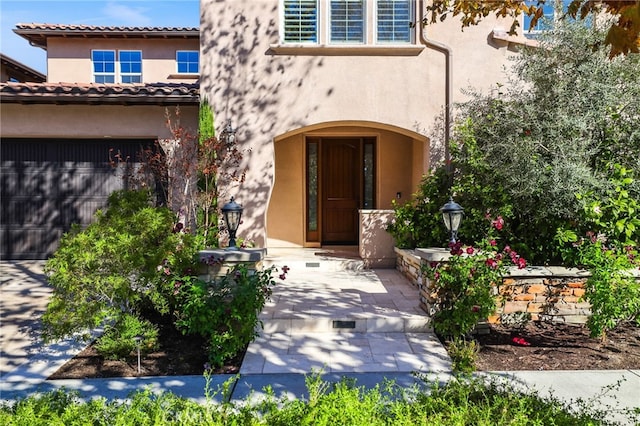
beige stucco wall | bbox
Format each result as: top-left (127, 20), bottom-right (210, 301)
top-left (46, 38), bottom-right (199, 84)
top-left (200, 0), bottom-right (523, 248)
top-left (0, 103), bottom-right (198, 139)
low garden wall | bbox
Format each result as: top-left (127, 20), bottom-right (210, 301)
top-left (395, 247), bottom-right (598, 325)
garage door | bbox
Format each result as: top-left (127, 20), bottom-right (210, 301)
top-left (1, 138), bottom-right (154, 260)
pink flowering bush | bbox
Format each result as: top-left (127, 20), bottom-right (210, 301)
top-left (423, 216), bottom-right (527, 338)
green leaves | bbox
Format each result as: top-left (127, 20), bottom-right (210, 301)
top-left (174, 265), bottom-right (279, 367)
top-left (42, 190), bottom-right (195, 343)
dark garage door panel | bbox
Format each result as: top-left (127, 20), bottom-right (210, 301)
top-left (1, 138), bottom-right (152, 260)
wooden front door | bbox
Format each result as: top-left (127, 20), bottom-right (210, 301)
top-left (321, 139), bottom-right (360, 244)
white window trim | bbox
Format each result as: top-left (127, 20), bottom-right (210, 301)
top-left (119, 50), bottom-right (143, 83)
top-left (91, 49), bottom-right (116, 84)
top-left (176, 50), bottom-right (200, 75)
top-left (91, 49), bottom-right (144, 84)
top-left (277, 0), bottom-right (419, 53)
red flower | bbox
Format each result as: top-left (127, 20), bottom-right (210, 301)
top-left (512, 336), bottom-right (531, 346)
top-left (516, 257), bottom-right (527, 269)
top-left (471, 305), bottom-right (480, 312)
top-left (489, 239), bottom-right (497, 246)
top-left (485, 258), bottom-right (498, 269)
top-left (466, 246), bottom-right (475, 255)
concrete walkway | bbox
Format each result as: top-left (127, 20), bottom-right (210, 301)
top-left (1, 256), bottom-right (639, 424)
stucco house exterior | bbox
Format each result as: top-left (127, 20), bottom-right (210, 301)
top-left (0, 24), bottom-right (199, 259)
top-left (199, 0), bottom-right (533, 265)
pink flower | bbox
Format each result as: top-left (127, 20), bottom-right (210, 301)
top-left (516, 257), bottom-right (527, 269)
top-left (489, 239), bottom-right (497, 246)
top-left (466, 246), bottom-right (475, 255)
top-left (504, 245), bottom-right (512, 253)
top-left (485, 258), bottom-right (498, 269)
top-left (491, 216), bottom-right (504, 231)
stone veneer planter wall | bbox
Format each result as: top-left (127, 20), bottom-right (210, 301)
top-left (198, 248), bottom-right (266, 281)
top-left (395, 247), bottom-right (639, 325)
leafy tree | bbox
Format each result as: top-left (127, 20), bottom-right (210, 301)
top-left (390, 20), bottom-right (640, 264)
top-left (423, 0), bottom-right (640, 57)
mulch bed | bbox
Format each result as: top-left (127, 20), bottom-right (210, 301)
top-left (474, 321), bottom-right (640, 371)
top-left (48, 320), bottom-right (640, 379)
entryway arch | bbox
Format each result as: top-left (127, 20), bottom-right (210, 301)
top-left (267, 121), bottom-right (429, 248)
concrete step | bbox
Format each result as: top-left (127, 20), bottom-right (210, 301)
top-left (264, 257), bottom-right (365, 272)
top-left (260, 315), bottom-right (432, 334)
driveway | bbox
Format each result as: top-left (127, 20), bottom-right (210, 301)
top-left (0, 261), bottom-right (51, 377)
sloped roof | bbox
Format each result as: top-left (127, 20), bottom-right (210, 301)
top-left (0, 81), bottom-right (199, 105)
top-left (14, 23), bottom-right (199, 49)
top-left (0, 53), bottom-right (46, 82)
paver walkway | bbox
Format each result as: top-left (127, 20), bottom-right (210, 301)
top-left (241, 248), bottom-right (452, 374)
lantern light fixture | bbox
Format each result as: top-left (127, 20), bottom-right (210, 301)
top-left (221, 196), bottom-right (243, 250)
top-left (440, 197), bottom-right (464, 245)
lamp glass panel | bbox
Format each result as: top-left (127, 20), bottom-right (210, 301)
top-left (450, 211), bottom-right (462, 232)
top-left (226, 211), bottom-right (241, 231)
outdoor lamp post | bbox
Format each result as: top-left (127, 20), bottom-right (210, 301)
top-left (222, 197), bottom-right (243, 249)
top-left (440, 197), bottom-right (464, 245)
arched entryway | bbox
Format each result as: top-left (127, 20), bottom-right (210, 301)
top-left (267, 121), bottom-right (429, 249)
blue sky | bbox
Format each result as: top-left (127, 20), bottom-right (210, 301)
top-left (1, 0), bottom-right (200, 75)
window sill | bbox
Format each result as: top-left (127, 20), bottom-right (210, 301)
top-left (167, 74), bottom-right (199, 80)
top-left (267, 44), bottom-right (424, 56)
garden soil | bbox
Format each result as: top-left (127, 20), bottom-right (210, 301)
top-left (48, 321), bottom-right (640, 379)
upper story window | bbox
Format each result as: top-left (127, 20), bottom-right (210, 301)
top-left (377, 0), bottom-right (411, 42)
top-left (92, 50), bottom-right (115, 83)
top-left (176, 51), bottom-right (199, 74)
top-left (283, 0), bottom-right (318, 43)
top-left (281, 0), bottom-right (413, 45)
top-left (92, 50), bottom-right (141, 84)
top-left (331, 0), bottom-right (365, 43)
top-left (119, 50), bottom-right (142, 83)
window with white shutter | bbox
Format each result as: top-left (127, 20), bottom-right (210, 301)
top-left (279, 0), bottom-right (417, 50)
top-left (330, 0), bottom-right (365, 43)
top-left (283, 0), bottom-right (318, 43)
top-left (376, 0), bottom-right (411, 43)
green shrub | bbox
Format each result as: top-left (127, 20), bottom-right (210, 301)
top-left (95, 314), bottom-right (159, 360)
top-left (43, 189), bottom-right (197, 344)
top-left (422, 218), bottom-right (527, 339)
top-left (446, 338), bottom-right (479, 374)
top-left (389, 22), bottom-right (640, 266)
top-left (174, 264), bottom-right (283, 367)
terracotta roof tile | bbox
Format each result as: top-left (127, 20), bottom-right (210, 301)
top-left (0, 81), bottom-right (199, 105)
top-left (15, 23), bottom-right (199, 33)
top-left (14, 23), bottom-right (199, 49)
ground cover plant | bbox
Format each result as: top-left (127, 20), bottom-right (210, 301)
top-left (2, 374), bottom-right (636, 425)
